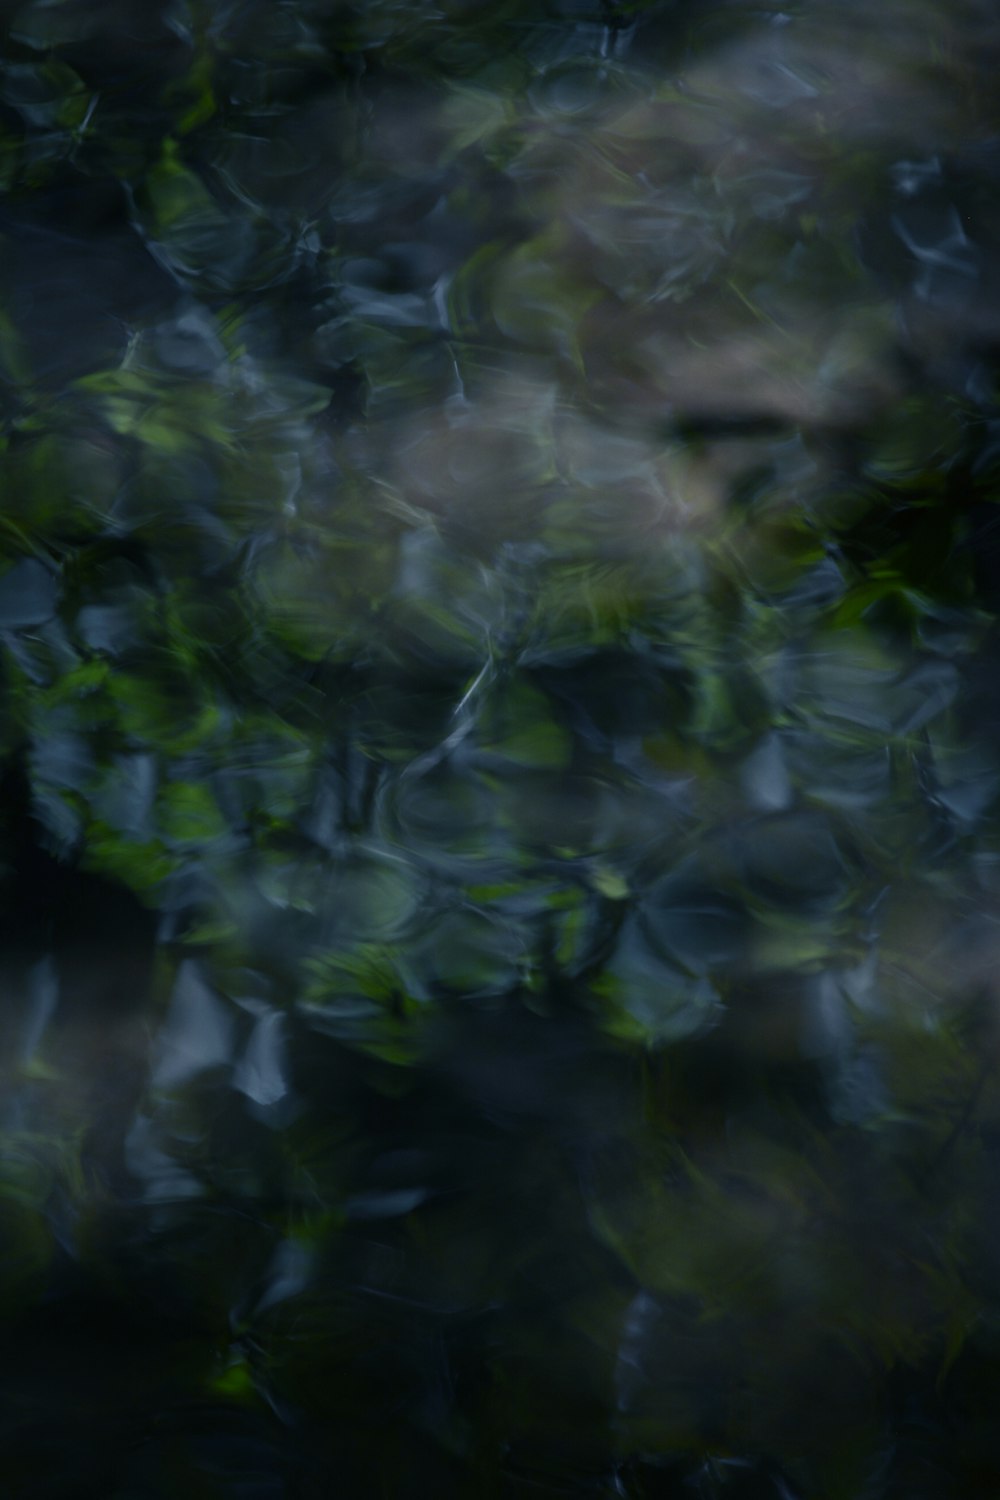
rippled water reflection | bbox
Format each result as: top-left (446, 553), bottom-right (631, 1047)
top-left (2, 0), bottom-right (1000, 1494)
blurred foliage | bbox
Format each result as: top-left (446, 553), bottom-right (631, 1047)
top-left (2, 0), bottom-right (1000, 1495)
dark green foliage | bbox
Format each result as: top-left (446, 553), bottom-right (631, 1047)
top-left (2, 0), bottom-right (1000, 1494)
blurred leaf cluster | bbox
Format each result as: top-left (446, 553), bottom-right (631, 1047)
top-left (2, 0), bottom-right (1000, 1495)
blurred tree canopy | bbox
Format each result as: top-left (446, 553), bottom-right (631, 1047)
top-left (2, 0), bottom-right (1000, 1495)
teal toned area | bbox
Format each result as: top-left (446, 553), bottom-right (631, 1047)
top-left (2, 1), bottom-right (1000, 1495)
